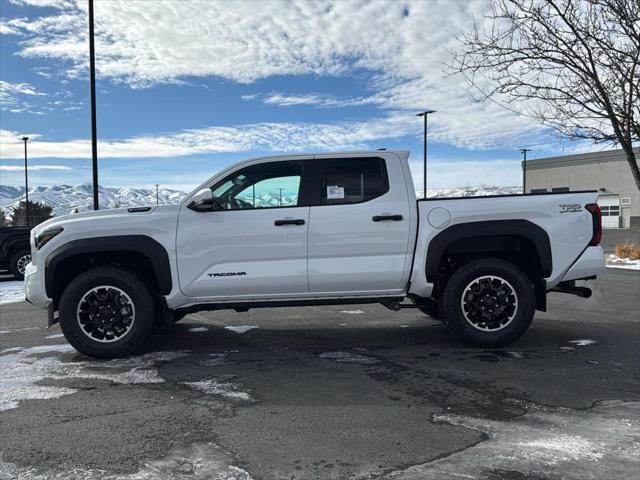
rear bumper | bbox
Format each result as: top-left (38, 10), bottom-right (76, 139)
top-left (560, 246), bottom-right (606, 283)
top-left (24, 261), bottom-right (51, 309)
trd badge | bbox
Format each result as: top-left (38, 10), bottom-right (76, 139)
top-left (559, 204), bottom-right (581, 213)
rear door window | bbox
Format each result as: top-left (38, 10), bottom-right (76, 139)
top-left (313, 157), bottom-right (388, 205)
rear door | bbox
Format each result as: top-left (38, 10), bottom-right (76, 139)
top-left (306, 154), bottom-right (414, 294)
top-left (176, 158), bottom-right (311, 299)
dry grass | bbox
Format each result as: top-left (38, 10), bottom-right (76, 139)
top-left (615, 242), bottom-right (640, 260)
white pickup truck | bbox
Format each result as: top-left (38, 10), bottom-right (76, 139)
top-left (25, 150), bottom-right (605, 357)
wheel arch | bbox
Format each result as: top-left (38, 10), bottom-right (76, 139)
top-left (45, 235), bottom-right (172, 303)
top-left (425, 219), bottom-right (552, 305)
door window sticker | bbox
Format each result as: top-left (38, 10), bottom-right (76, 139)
top-left (327, 186), bottom-right (345, 199)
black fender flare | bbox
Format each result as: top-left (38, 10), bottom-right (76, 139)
top-left (45, 235), bottom-right (172, 297)
top-left (425, 220), bottom-right (552, 282)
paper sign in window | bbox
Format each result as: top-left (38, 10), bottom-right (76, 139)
top-left (327, 186), bottom-right (345, 199)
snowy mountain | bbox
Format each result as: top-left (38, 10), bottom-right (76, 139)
top-left (0, 183), bottom-right (522, 219)
top-left (0, 183), bottom-right (187, 218)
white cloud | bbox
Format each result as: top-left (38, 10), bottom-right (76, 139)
top-left (3, 0), bottom-right (547, 150)
top-left (253, 92), bottom-right (380, 108)
top-left (0, 165), bottom-right (72, 171)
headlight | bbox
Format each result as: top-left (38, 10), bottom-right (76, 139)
top-left (35, 227), bottom-right (63, 250)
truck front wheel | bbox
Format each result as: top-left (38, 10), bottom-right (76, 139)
top-left (441, 258), bottom-right (535, 347)
top-left (59, 266), bottom-right (156, 358)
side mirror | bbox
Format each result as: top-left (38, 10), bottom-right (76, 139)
top-left (187, 189), bottom-right (215, 212)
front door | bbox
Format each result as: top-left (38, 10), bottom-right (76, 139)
top-left (176, 159), bottom-right (310, 299)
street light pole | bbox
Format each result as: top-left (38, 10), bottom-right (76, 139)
top-left (88, 0), bottom-right (99, 210)
top-left (416, 110), bottom-right (436, 199)
top-left (22, 137), bottom-right (29, 226)
top-left (520, 148), bottom-right (531, 194)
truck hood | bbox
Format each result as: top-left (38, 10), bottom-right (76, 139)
top-left (32, 204), bottom-right (181, 238)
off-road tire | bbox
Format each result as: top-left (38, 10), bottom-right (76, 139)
top-left (441, 258), bottom-right (535, 347)
top-left (8, 249), bottom-right (31, 280)
top-left (59, 266), bottom-right (156, 358)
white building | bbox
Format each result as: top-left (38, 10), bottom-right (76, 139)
top-left (525, 147), bottom-right (640, 229)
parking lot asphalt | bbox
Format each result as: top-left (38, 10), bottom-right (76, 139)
top-left (1, 269), bottom-right (639, 480)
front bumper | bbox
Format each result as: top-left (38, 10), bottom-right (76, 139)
top-left (561, 246), bottom-right (606, 282)
top-left (24, 261), bottom-right (52, 310)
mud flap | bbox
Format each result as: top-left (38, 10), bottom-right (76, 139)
top-left (47, 304), bottom-right (59, 327)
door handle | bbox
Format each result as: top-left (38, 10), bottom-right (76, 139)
top-left (274, 219), bottom-right (305, 226)
top-left (372, 215), bottom-right (403, 222)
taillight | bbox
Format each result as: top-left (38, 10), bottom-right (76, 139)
top-left (585, 203), bottom-right (602, 246)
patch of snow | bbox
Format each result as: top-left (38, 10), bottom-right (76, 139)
top-left (187, 326), bottom-right (209, 333)
top-left (45, 333), bottom-right (65, 339)
top-left (319, 351), bottom-right (380, 365)
top-left (182, 377), bottom-right (252, 401)
top-left (0, 326), bottom-right (40, 334)
top-left (224, 325), bottom-right (258, 334)
top-left (0, 345), bottom-right (190, 411)
top-left (338, 323), bottom-right (349, 326)
top-left (383, 401), bottom-right (640, 480)
top-left (0, 442), bottom-right (254, 479)
top-left (340, 309), bottom-right (365, 314)
top-left (0, 281), bottom-right (25, 304)
top-left (606, 254), bottom-right (640, 270)
top-left (568, 339), bottom-right (597, 346)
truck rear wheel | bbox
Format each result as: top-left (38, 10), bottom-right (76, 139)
top-left (441, 258), bottom-right (535, 347)
top-left (59, 266), bottom-right (156, 358)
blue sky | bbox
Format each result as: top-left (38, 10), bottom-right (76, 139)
top-left (1, 0), bottom-right (594, 193)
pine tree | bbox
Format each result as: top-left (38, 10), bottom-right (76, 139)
top-left (0, 209), bottom-right (7, 227)
top-left (10, 201), bottom-right (55, 226)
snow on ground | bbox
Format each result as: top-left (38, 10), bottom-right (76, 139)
top-left (606, 254), bottom-right (640, 270)
top-left (0, 345), bottom-right (190, 411)
top-left (181, 377), bottom-right (253, 401)
top-left (0, 280), bottom-right (25, 305)
top-left (224, 325), bottom-right (258, 334)
top-left (319, 351), bottom-right (380, 365)
top-left (339, 309), bottom-right (365, 314)
top-left (568, 339), bottom-right (597, 346)
top-left (187, 326), bottom-right (209, 333)
top-left (383, 400), bottom-right (640, 480)
top-left (0, 442), bottom-right (254, 480)
top-left (44, 333), bottom-right (64, 339)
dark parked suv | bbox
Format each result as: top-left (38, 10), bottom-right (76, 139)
top-left (0, 226), bottom-right (32, 280)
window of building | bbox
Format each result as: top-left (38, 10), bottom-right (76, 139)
top-left (531, 188), bottom-right (547, 193)
top-left (552, 187), bottom-right (570, 192)
top-left (316, 157), bottom-right (388, 205)
top-left (600, 206), bottom-right (620, 217)
top-left (210, 161), bottom-right (304, 210)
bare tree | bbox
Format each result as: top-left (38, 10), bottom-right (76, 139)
top-left (451, 0), bottom-right (640, 189)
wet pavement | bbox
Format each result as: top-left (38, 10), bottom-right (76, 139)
top-left (1, 268), bottom-right (638, 479)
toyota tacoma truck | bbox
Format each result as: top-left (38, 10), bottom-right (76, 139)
top-left (25, 151), bottom-right (605, 358)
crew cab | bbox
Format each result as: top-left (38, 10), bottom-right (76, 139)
top-left (25, 151), bottom-right (605, 358)
top-left (0, 226), bottom-right (32, 280)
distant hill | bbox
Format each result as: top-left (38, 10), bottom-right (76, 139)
top-left (0, 184), bottom-right (522, 219)
top-left (0, 184), bottom-right (187, 218)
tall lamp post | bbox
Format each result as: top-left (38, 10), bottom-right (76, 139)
top-left (416, 110), bottom-right (436, 199)
top-left (88, 0), bottom-right (99, 210)
top-left (22, 137), bottom-right (30, 226)
top-left (520, 148), bottom-right (531, 194)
